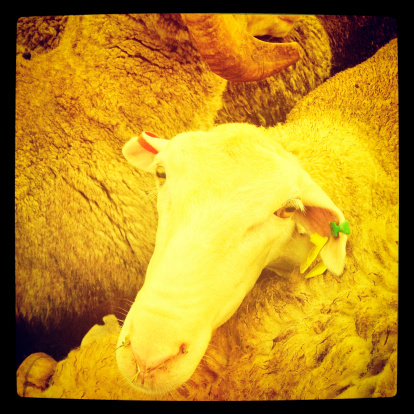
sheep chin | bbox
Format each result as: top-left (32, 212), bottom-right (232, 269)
top-left (125, 367), bottom-right (191, 396)
top-left (116, 308), bottom-right (211, 395)
top-left (116, 343), bottom-right (202, 396)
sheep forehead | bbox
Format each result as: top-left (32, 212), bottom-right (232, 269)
top-left (164, 128), bottom-right (302, 188)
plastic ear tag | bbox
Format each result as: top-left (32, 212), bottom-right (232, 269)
top-left (138, 131), bottom-right (160, 154)
top-left (304, 262), bottom-right (327, 279)
top-left (300, 233), bottom-right (328, 274)
top-left (330, 220), bottom-right (350, 237)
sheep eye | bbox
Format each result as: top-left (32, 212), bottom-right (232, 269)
top-left (155, 166), bottom-right (166, 183)
top-left (275, 204), bottom-right (297, 219)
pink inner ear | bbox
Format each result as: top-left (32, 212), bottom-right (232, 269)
top-left (296, 206), bottom-right (337, 238)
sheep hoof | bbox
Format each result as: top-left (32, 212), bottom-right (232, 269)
top-left (16, 352), bottom-right (57, 397)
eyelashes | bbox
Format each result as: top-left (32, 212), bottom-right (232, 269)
top-left (274, 198), bottom-right (303, 219)
top-left (275, 205), bottom-right (296, 218)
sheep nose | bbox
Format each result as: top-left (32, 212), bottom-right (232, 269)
top-left (131, 343), bottom-right (188, 385)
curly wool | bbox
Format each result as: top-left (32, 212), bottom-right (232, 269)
top-left (18, 261), bottom-right (397, 400)
top-left (17, 39), bottom-right (398, 400)
top-left (215, 15), bottom-right (397, 128)
top-left (215, 15), bottom-right (332, 127)
top-left (16, 16), bottom-right (69, 56)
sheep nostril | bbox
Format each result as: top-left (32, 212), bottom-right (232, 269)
top-left (130, 342), bottom-right (188, 385)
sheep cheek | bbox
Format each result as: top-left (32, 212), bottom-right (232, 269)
top-left (265, 218), bottom-right (298, 267)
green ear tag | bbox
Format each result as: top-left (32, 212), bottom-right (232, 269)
top-left (330, 220), bottom-right (350, 237)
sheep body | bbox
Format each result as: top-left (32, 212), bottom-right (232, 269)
top-left (15, 13), bottom-right (227, 362)
top-left (17, 38), bottom-right (398, 400)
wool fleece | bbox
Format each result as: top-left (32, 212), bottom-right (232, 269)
top-left (17, 39), bottom-right (398, 400)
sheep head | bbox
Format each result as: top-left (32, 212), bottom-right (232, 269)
top-left (181, 14), bottom-right (303, 82)
top-left (117, 124), bottom-right (348, 395)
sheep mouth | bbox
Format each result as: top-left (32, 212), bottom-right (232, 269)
top-left (117, 345), bottom-right (195, 395)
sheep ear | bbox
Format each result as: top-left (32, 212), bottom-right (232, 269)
top-left (122, 132), bottom-right (169, 172)
top-left (293, 178), bottom-right (349, 276)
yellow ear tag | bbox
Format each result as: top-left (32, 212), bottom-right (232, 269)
top-left (300, 233), bottom-right (328, 275)
top-left (304, 262), bottom-right (327, 279)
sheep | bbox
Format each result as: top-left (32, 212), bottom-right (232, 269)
top-left (17, 38), bottom-right (398, 400)
top-left (216, 15), bottom-right (397, 127)
top-left (15, 13), bottom-right (397, 370)
top-left (15, 13), bottom-right (305, 366)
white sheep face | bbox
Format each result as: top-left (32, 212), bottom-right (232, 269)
top-left (117, 123), bottom-right (348, 394)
